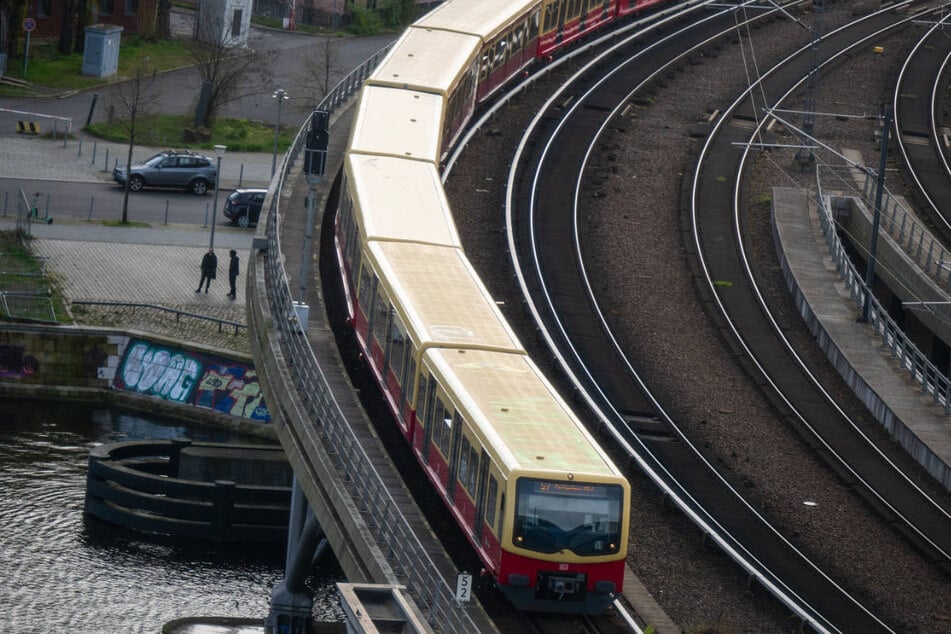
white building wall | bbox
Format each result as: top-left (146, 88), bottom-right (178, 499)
top-left (198, 0), bottom-right (253, 48)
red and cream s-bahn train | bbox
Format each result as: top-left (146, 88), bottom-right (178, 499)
top-left (328, 0), bottom-right (674, 613)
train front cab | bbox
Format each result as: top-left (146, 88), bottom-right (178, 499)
top-left (498, 472), bottom-right (630, 613)
top-left (416, 348), bottom-right (630, 614)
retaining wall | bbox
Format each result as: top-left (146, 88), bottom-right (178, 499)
top-left (0, 323), bottom-right (273, 435)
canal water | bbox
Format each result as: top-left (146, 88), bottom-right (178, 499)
top-left (0, 398), bottom-right (343, 633)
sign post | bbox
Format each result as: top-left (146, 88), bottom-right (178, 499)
top-left (455, 572), bottom-right (473, 604)
top-left (22, 18), bottom-right (36, 77)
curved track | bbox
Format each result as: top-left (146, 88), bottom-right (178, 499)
top-left (499, 2), bottom-right (951, 632)
top-left (893, 10), bottom-right (951, 239)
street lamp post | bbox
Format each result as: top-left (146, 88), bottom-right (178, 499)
top-left (272, 89), bottom-right (289, 178)
top-left (209, 144), bottom-right (227, 251)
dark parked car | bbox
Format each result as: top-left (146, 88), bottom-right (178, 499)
top-left (223, 188), bottom-right (267, 227)
top-left (113, 150), bottom-right (218, 195)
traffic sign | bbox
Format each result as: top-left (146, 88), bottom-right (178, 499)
top-left (23, 18), bottom-right (36, 32)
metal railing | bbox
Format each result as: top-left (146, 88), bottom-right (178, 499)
top-left (262, 46), bottom-right (478, 632)
top-left (72, 300), bottom-right (246, 335)
top-left (815, 165), bottom-right (951, 413)
top-left (0, 290), bottom-right (56, 322)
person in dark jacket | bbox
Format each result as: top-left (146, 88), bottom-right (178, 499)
top-left (228, 249), bottom-right (240, 299)
top-left (196, 248), bottom-right (217, 293)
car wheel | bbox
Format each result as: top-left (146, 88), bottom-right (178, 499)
top-left (128, 175), bottom-right (144, 192)
top-left (190, 179), bottom-right (209, 195)
top-left (238, 213), bottom-right (250, 228)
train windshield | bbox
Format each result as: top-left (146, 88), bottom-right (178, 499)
top-left (513, 478), bottom-right (623, 556)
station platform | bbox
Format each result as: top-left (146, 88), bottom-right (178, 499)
top-left (773, 186), bottom-right (950, 490)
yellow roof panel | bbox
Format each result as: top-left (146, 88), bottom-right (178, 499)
top-left (348, 86), bottom-right (443, 163)
top-left (368, 26), bottom-right (481, 96)
top-left (369, 241), bottom-right (523, 353)
top-left (415, 0), bottom-right (539, 40)
top-left (347, 154), bottom-right (461, 247)
top-left (427, 349), bottom-right (616, 475)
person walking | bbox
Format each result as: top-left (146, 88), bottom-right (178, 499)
top-left (228, 249), bottom-right (240, 299)
top-left (196, 248), bottom-right (217, 293)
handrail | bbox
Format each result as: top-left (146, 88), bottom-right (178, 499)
top-left (72, 299), bottom-right (246, 335)
top-left (814, 165), bottom-right (951, 413)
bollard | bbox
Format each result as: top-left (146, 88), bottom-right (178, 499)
top-left (44, 194), bottom-right (50, 219)
top-left (203, 202), bottom-right (209, 227)
top-left (77, 137), bottom-right (82, 157)
top-left (238, 163), bottom-right (244, 187)
top-left (91, 141), bottom-right (97, 165)
top-left (104, 148), bottom-right (110, 172)
top-left (88, 195), bottom-right (94, 221)
top-left (164, 200), bottom-right (169, 225)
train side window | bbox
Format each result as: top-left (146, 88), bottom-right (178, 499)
top-left (486, 476), bottom-right (498, 529)
top-left (440, 414), bottom-right (452, 456)
top-left (466, 446), bottom-right (479, 495)
top-left (432, 397), bottom-right (447, 454)
top-left (386, 313), bottom-right (407, 385)
top-left (458, 435), bottom-right (471, 489)
top-left (371, 287), bottom-right (390, 346)
top-left (544, 2), bottom-right (558, 31)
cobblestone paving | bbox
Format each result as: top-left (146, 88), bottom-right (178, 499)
top-left (32, 238), bottom-right (251, 354)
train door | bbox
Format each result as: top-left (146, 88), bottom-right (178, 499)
top-left (446, 411), bottom-right (464, 503)
top-left (473, 449), bottom-right (490, 539)
top-left (419, 374), bottom-right (437, 462)
top-left (368, 283), bottom-right (390, 383)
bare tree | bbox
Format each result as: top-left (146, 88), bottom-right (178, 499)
top-left (294, 36), bottom-right (345, 113)
top-left (186, 19), bottom-right (276, 128)
top-left (0, 0), bottom-right (24, 60)
top-left (155, 0), bottom-right (172, 40)
top-left (112, 56), bottom-right (160, 224)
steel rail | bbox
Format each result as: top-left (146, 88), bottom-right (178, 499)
top-left (710, 3), bottom-right (951, 557)
top-left (502, 2), bottom-right (844, 631)
top-left (498, 0), bottom-right (951, 631)
top-left (891, 11), bottom-right (951, 233)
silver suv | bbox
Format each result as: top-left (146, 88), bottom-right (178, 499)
top-left (113, 150), bottom-right (218, 195)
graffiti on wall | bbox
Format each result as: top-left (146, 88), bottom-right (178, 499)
top-left (0, 344), bottom-right (39, 378)
top-left (112, 339), bottom-right (270, 422)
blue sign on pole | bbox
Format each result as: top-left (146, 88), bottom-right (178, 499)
top-left (22, 18), bottom-right (35, 76)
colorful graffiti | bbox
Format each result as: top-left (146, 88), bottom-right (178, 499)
top-left (112, 339), bottom-right (270, 422)
top-left (0, 344), bottom-right (39, 378)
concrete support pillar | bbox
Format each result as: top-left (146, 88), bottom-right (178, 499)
top-left (265, 477), bottom-right (328, 634)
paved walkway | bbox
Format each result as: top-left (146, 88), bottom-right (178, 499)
top-left (0, 133), bottom-right (263, 354)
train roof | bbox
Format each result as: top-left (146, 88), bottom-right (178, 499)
top-left (425, 348), bottom-right (621, 477)
top-left (348, 85), bottom-right (444, 164)
top-left (414, 0), bottom-right (539, 41)
top-left (367, 26), bottom-right (481, 97)
top-left (346, 153), bottom-right (461, 247)
top-left (367, 241), bottom-right (524, 353)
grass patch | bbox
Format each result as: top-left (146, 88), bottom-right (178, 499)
top-left (0, 230), bottom-right (70, 323)
top-left (86, 114), bottom-right (295, 152)
top-left (1, 36), bottom-right (192, 95)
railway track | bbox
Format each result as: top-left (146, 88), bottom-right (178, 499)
top-left (440, 0), bottom-right (951, 631)
top-left (893, 9), bottom-right (951, 239)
